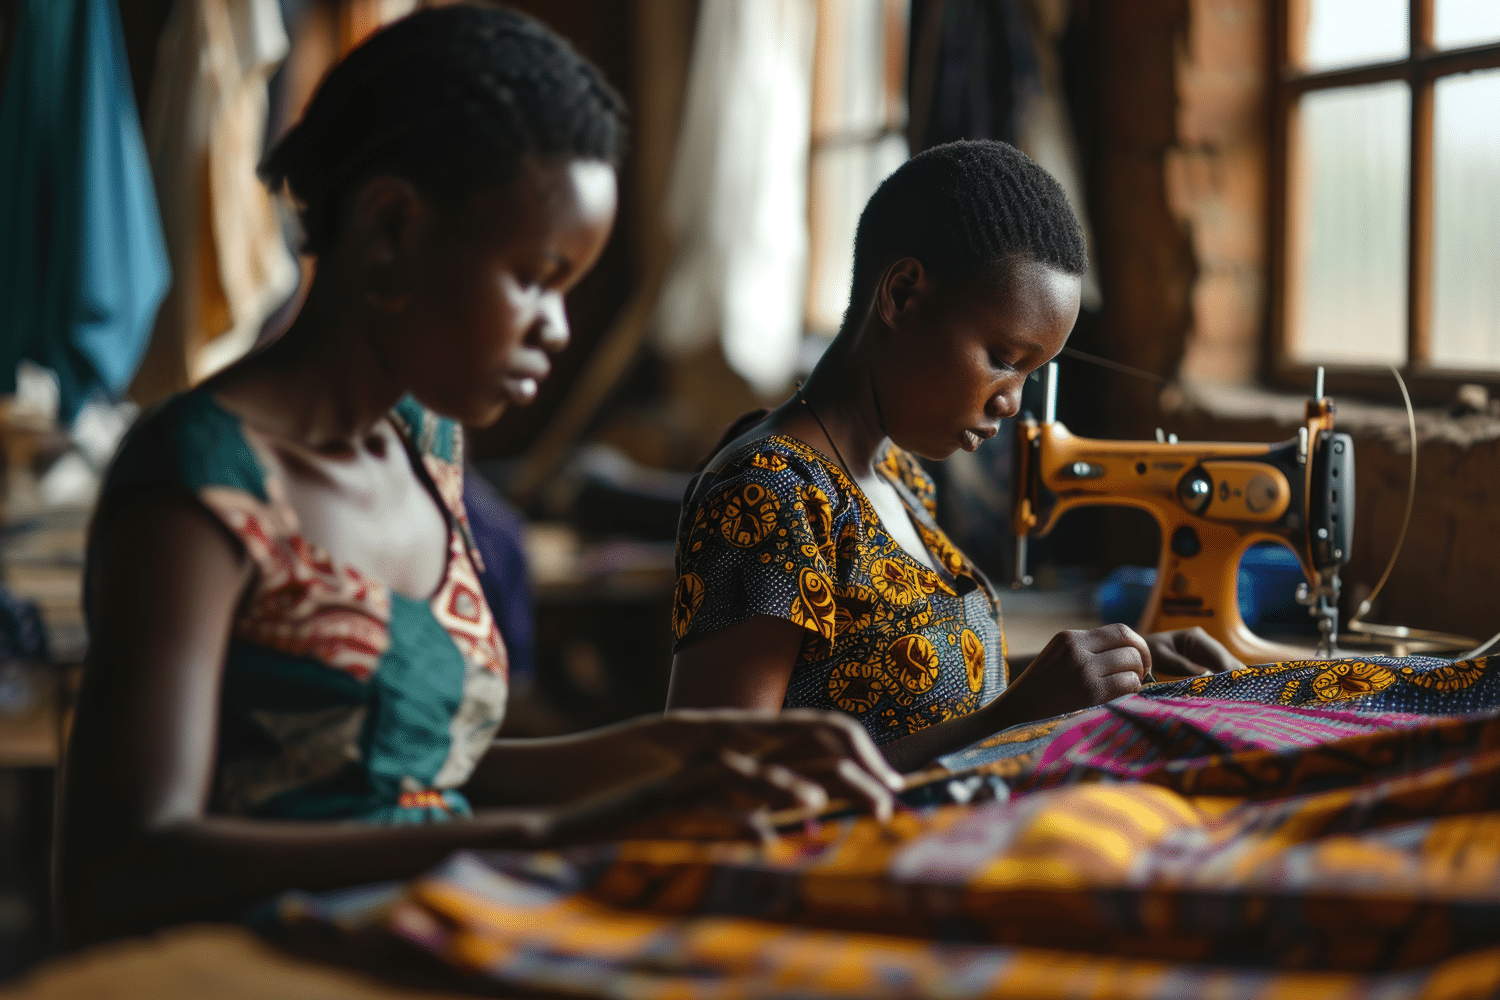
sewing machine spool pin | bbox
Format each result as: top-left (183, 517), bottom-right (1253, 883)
top-left (1042, 361), bottom-right (1058, 425)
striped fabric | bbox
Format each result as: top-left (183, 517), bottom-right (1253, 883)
top-left (271, 655), bottom-right (1500, 998)
top-left (1017, 694), bottom-right (1438, 789)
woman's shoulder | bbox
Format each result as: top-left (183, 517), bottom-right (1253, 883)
top-left (705, 433), bottom-right (844, 485)
top-left (879, 443), bottom-right (938, 516)
top-left (104, 389), bottom-right (269, 501)
top-left (389, 395), bottom-right (463, 467)
top-left (690, 433), bottom-right (848, 507)
top-left (388, 395), bottom-right (468, 528)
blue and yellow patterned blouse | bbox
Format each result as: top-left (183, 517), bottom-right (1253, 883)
top-left (673, 435), bottom-right (1007, 746)
top-left (90, 391), bottom-right (508, 823)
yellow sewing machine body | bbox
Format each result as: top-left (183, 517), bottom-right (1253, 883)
top-left (1011, 367), bottom-right (1353, 664)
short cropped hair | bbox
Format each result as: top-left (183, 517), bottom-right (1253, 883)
top-left (847, 140), bottom-right (1087, 326)
top-left (261, 5), bottom-right (626, 257)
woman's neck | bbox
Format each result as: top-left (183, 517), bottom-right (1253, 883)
top-left (795, 321), bottom-right (890, 478)
top-left (215, 271), bottom-right (408, 452)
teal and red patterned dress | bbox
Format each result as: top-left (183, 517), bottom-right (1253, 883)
top-left (673, 434), bottom-right (1007, 746)
top-left (89, 391), bottom-right (507, 823)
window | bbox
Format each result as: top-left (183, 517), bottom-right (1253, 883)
top-left (1271, 0), bottom-right (1500, 394)
top-left (804, 0), bottom-right (910, 337)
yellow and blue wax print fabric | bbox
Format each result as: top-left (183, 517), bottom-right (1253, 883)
top-left (673, 435), bottom-right (1005, 745)
top-left (92, 391), bottom-right (508, 822)
top-left (936, 652), bottom-right (1500, 788)
top-left (275, 656), bottom-right (1500, 999)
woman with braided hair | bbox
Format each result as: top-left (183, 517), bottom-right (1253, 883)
top-left (667, 141), bottom-right (1243, 770)
top-left (58, 5), bottom-right (898, 946)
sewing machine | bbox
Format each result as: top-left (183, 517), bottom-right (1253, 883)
top-left (1011, 364), bottom-right (1353, 664)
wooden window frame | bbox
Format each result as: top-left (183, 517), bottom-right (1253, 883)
top-left (1268, 0), bottom-right (1500, 402)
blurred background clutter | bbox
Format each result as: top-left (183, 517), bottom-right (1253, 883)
top-left (2, 0), bottom-right (1499, 977)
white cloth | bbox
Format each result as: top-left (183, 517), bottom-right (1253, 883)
top-left (1015, 0), bottom-right (1101, 310)
top-left (654, 0), bottom-right (817, 400)
top-left (135, 0), bottom-right (297, 401)
top-left (805, 0), bottom-right (910, 334)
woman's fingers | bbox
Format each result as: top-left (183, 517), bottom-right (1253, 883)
top-left (712, 749), bottom-right (824, 812)
top-left (1062, 625), bottom-right (1149, 689)
top-left (735, 717), bottom-right (897, 820)
top-left (1145, 634), bottom-right (1207, 677)
top-left (669, 708), bottom-right (902, 790)
top-left (1024, 625), bottom-right (1150, 708)
top-left (653, 709), bottom-right (901, 823)
top-left (1173, 627), bottom-right (1243, 674)
top-left (729, 754), bottom-right (896, 825)
top-left (1090, 643), bottom-right (1149, 682)
top-left (730, 754), bottom-right (828, 812)
top-left (1098, 665), bottom-right (1145, 699)
top-left (1076, 623), bottom-right (1153, 673)
top-left (832, 758), bottom-right (895, 823)
top-left (1144, 628), bottom-right (1243, 677)
top-left (782, 710), bottom-right (904, 791)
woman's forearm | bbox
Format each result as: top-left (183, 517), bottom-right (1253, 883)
top-left (464, 721), bottom-right (681, 808)
top-left (878, 694), bottom-right (1029, 773)
top-left (58, 810), bottom-right (556, 948)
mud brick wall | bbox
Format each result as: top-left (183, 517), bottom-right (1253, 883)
top-left (1092, 0), bottom-right (1500, 641)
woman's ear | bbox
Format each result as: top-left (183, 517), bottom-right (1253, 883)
top-left (345, 176), bottom-right (432, 312)
top-left (873, 257), bottom-right (929, 333)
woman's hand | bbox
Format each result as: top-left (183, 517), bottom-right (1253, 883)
top-left (531, 709), bottom-right (903, 842)
top-left (880, 624), bottom-right (1152, 772)
top-left (993, 624), bottom-right (1152, 723)
top-left (1144, 627), bottom-right (1243, 678)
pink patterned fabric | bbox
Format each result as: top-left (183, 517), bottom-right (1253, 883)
top-left (1021, 694), bottom-right (1437, 789)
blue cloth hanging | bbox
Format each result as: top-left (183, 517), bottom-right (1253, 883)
top-left (462, 468), bottom-right (536, 686)
top-left (0, 0), bottom-right (170, 421)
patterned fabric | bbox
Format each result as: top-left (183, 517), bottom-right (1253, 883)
top-left (1021, 695), bottom-right (1440, 789)
top-left (938, 653), bottom-right (1500, 785)
top-left (674, 434), bottom-right (1005, 745)
top-left (93, 391), bottom-right (508, 822)
top-left (1152, 652), bottom-right (1498, 712)
top-left (280, 862), bottom-right (1500, 998)
top-left (274, 662), bottom-right (1500, 995)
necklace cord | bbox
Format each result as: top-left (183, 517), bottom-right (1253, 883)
top-left (797, 384), bottom-right (857, 481)
top-left (796, 385), bottom-right (1005, 616)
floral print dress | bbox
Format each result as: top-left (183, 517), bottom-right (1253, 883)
top-left (89, 391), bottom-right (508, 822)
top-left (673, 435), bottom-right (1007, 746)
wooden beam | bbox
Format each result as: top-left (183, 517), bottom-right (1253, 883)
top-left (1282, 39), bottom-right (1500, 96)
top-left (1408, 0), bottom-right (1435, 366)
top-left (507, 0), bottom-right (697, 506)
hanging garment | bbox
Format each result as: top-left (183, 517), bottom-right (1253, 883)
top-left (907, 0), bottom-right (1099, 308)
top-left (271, 0), bottom-right (419, 150)
top-left (654, 0), bottom-right (817, 400)
top-left (0, 0), bottom-right (171, 422)
top-left (902, 0), bottom-right (1102, 584)
top-left (804, 0), bottom-right (911, 335)
top-left (130, 0), bottom-right (297, 405)
top-left (462, 467), bottom-right (536, 686)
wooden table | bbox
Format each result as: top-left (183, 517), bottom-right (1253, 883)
top-left (0, 926), bottom-right (470, 999)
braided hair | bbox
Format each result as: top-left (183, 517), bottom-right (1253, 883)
top-left (261, 5), bottom-right (626, 257)
top-left (847, 140), bottom-right (1087, 329)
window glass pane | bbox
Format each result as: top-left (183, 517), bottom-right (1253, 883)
top-left (1290, 82), bottom-right (1409, 365)
top-left (807, 136), bottom-right (908, 332)
top-left (1432, 69), bottom-right (1500, 368)
top-left (1302, 0), bottom-right (1407, 70)
top-left (1435, 0), bottom-right (1500, 49)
